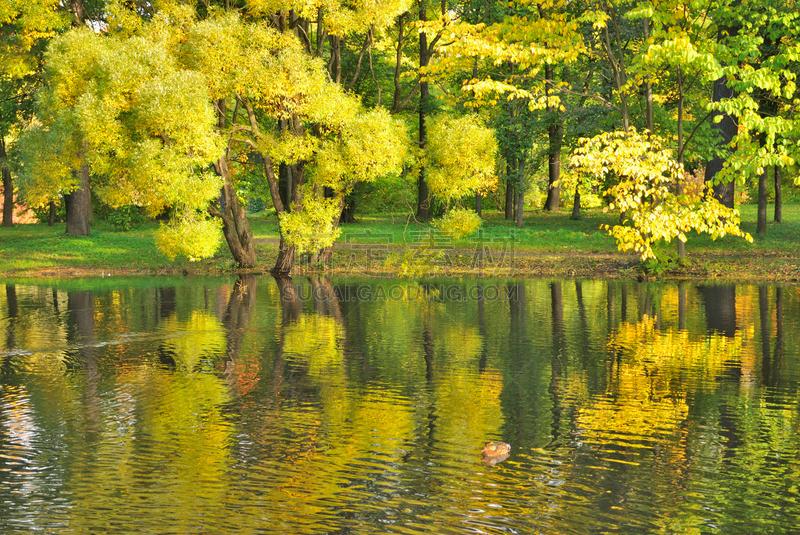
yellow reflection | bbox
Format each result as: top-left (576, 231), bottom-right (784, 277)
top-left (161, 310), bottom-right (226, 370)
top-left (283, 314), bottom-right (344, 378)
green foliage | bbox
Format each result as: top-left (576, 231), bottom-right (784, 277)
top-left (572, 128), bottom-right (753, 260)
top-left (108, 205), bottom-right (146, 232)
top-left (432, 207), bottom-right (483, 239)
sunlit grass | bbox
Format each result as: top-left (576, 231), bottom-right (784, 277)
top-left (1, 202), bottom-right (799, 278)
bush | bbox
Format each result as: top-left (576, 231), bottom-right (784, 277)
top-left (108, 205), bottom-right (146, 231)
top-left (432, 207), bottom-right (482, 239)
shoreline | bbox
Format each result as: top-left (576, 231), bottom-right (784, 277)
top-left (5, 248), bottom-right (799, 284)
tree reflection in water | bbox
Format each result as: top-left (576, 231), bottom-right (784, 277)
top-left (0, 278), bottom-right (799, 534)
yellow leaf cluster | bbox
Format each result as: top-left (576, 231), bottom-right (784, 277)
top-left (312, 107), bottom-right (408, 190)
top-left (426, 114), bottom-right (498, 201)
top-left (432, 207), bottom-right (483, 239)
top-left (154, 210), bottom-right (224, 261)
top-left (18, 28), bottom-right (225, 218)
top-left (571, 128), bottom-right (752, 260)
top-left (278, 195), bottom-right (343, 255)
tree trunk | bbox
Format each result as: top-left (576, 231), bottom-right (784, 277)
top-left (543, 64), bottom-right (561, 212)
top-left (515, 159), bottom-right (525, 228)
top-left (416, 0), bottom-right (431, 220)
top-left (272, 236), bottom-right (296, 275)
top-left (65, 154), bottom-right (91, 236)
top-left (475, 193), bottom-right (482, 217)
top-left (774, 166), bottom-right (782, 223)
top-left (212, 157), bottom-right (256, 268)
top-left (643, 18), bottom-right (654, 134)
top-left (1, 135), bottom-right (12, 227)
top-left (328, 35), bottom-right (342, 84)
top-left (504, 161), bottom-right (514, 219)
top-left (340, 195), bottom-right (356, 224)
top-left (757, 162), bottom-right (768, 234)
top-left (706, 76), bottom-right (737, 208)
top-left (570, 179), bottom-right (582, 220)
top-left (70, 0), bottom-right (87, 26)
top-left (48, 201), bottom-right (56, 226)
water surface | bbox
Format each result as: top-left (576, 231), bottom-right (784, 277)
top-left (1, 276), bottom-right (799, 534)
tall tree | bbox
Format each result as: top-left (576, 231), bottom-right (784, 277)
top-left (0, 0), bottom-right (70, 227)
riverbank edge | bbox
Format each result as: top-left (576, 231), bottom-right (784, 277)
top-left (5, 247), bottom-right (800, 284)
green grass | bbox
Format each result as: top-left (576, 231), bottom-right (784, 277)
top-left (336, 209), bottom-right (622, 252)
top-left (2, 204), bottom-right (800, 280)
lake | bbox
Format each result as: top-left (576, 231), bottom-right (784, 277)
top-left (1, 276), bottom-right (799, 534)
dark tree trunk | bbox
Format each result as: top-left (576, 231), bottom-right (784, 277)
top-left (475, 193), bottom-right (482, 217)
top-left (328, 35), bottom-right (342, 84)
top-left (504, 161), bottom-right (514, 220)
top-left (1, 135), bottom-right (12, 227)
top-left (340, 196), bottom-right (356, 224)
top-left (70, 0), bottom-right (87, 26)
top-left (757, 163), bottom-right (768, 234)
top-left (211, 99), bottom-right (256, 268)
top-left (774, 166), bottom-right (782, 223)
top-left (570, 178), bottom-right (582, 220)
top-left (212, 157), bottom-right (256, 268)
top-left (706, 77), bottom-right (737, 208)
top-left (515, 159), bottom-right (525, 228)
top-left (543, 65), bottom-right (562, 212)
top-left (48, 201), bottom-right (56, 226)
top-left (416, 0), bottom-right (431, 220)
top-left (272, 236), bottom-right (296, 276)
top-left (65, 154), bottom-right (91, 236)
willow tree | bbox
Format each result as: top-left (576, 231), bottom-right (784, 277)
top-left (180, 13), bottom-right (408, 273)
top-left (17, 27), bottom-right (226, 259)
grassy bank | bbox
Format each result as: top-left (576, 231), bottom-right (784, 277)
top-left (2, 204), bottom-right (800, 281)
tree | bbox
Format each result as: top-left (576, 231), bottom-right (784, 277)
top-left (0, 0), bottom-right (70, 227)
top-left (711, 1), bottom-right (800, 235)
top-left (571, 128), bottom-right (752, 260)
top-left (17, 2), bottom-right (409, 269)
top-left (18, 27), bottom-right (226, 258)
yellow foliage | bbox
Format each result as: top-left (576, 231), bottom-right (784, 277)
top-left (278, 195), bottom-right (343, 255)
top-left (155, 211), bottom-right (224, 261)
top-left (571, 128), bottom-right (753, 260)
top-left (426, 114), bottom-right (498, 201)
top-left (432, 208), bottom-right (483, 239)
top-left (18, 27), bottom-right (225, 223)
top-left (312, 107), bottom-right (408, 190)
